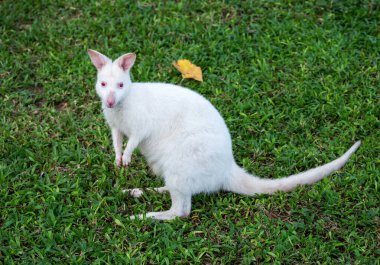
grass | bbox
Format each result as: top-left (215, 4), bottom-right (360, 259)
top-left (0, 0), bottom-right (379, 263)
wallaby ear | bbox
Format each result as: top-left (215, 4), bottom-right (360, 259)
top-left (115, 53), bottom-right (136, 71)
top-left (87, 49), bottom-right (111, 70)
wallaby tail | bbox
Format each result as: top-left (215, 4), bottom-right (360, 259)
top-left (227, 141), bottom-right (361, 195)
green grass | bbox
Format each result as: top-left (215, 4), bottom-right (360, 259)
top-left (0, 0), bottom-right (379, 263)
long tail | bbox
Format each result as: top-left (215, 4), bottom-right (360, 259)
top-left (227, 141), bottom-right (361, 195)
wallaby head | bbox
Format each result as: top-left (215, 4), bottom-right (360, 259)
top-left (87, 49), bottom-right (136, 108)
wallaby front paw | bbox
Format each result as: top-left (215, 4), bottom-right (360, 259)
top-left (122, 155), bottom-right (131, 167)
top-left (115, 156), bottom-right (122, 167)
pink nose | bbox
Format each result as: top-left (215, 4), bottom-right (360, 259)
top-left (106, 99), bottom-right (115, 108)
top-left (106, 94), bottom-right (115, 108)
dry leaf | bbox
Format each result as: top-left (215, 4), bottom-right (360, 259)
top-left (173, 59), bottom-right (203, 82)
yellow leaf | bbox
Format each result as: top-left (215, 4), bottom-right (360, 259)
top-left (114, 218), bottom-right (125, 228)
top-left (173, 59), bottom-right (203, 82)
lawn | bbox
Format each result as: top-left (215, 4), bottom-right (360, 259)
top-left (0, 0), bottom-right (379, 264)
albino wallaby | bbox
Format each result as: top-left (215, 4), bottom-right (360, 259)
top-left (87, 50), bottom-right (361, 220)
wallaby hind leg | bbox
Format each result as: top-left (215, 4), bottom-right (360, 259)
top-left (130, 189), bottom-right (191, 220)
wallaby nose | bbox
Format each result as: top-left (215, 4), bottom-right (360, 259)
top-left (106, 93), bottom-right (116, 108)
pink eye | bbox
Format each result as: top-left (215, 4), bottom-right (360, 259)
top-left (101, 81), bottom-right (107, 87)
top-left (118, 82), bottom-right (124, 88)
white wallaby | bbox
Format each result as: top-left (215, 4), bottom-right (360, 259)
top-left (87, 50), bottom-right (361, 220)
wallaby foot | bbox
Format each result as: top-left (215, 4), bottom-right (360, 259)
top-left (123, 186), bottom-right (169, 198)
top-left (129, 190), bottom-right (191, 220)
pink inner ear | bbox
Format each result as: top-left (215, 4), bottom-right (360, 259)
top-left (118, 54), bottom-right (135, 71)
top-left (88, 50), bottom-right (107, 70)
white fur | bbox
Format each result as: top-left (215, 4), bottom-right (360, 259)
top-left (88, 50), bottom-right (361, 220)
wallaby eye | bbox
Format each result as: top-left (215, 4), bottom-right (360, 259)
top-left (118, 82), bottom-right (124, 88)
top-left (101, 81), bottom-right (107, 87)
